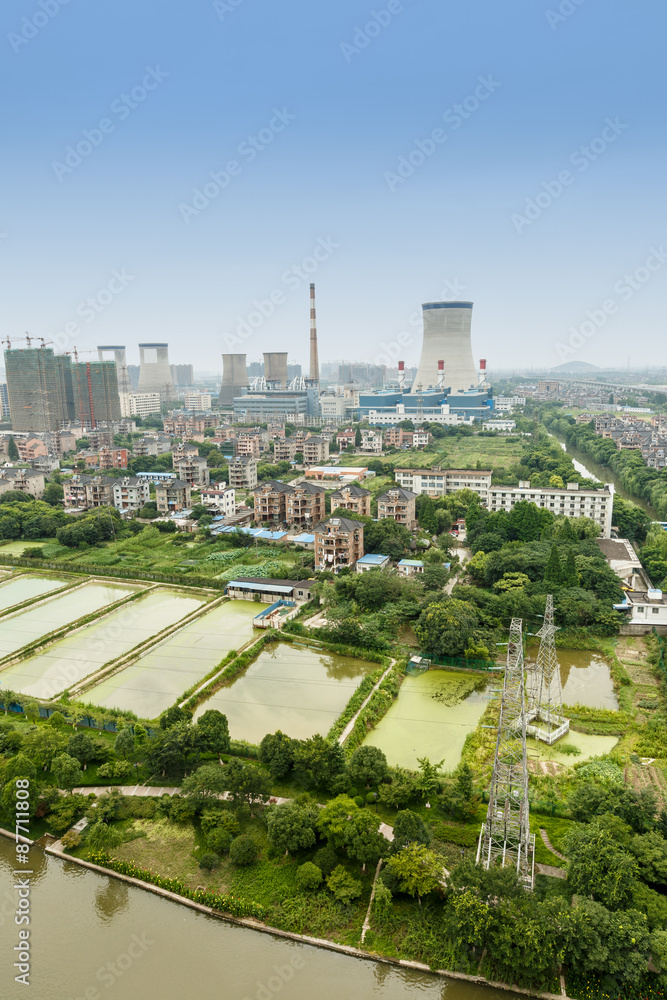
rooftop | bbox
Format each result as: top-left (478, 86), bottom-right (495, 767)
top-left (315, 516), bottom-right (365, 533)
top-left (356, 553), bottom-right (390, 564)
top-left (398, 559), bottom-right (424, 567)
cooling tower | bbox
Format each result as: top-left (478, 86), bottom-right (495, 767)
top-left (219, 353), bottom-right (248, 405)
top-left (137, 343), bottom-right (174, 400)
top-left (413, 302), bottom-right (477, 394)
top-left (97, 345), bottom-right (129, 395)
top-left (263, 352), bottom-right (288, 387)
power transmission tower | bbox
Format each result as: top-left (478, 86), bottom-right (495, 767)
top-left (477, 617), bottom-right (535, 889)
top-left (526, 595), bottom-right (569, 745)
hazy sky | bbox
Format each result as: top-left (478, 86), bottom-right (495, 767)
top-left (2, 0), bottom-right (665, 374)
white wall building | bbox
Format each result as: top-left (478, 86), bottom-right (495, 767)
top-left (394, 468), bottom-right (493, 500)
top-left (120, 392), bottom-right (162, 418)
top-left (488, 481), bottom-right (614, 538)
top-left (112, 476), bottom-right (151, 512)
top-left (183, 392), bottom-right (212, 411)
top-left (495, 396), bottom-right (526, 411)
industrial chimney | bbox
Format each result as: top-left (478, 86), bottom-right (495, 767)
top-left (309, 283), bottom-right (319, 382)
top-left (437, 360), bottom-right (445, 390)
top-left (478, 358), bottom-right (487, 385)
top-left (397, 360), bottom-right (405, 391)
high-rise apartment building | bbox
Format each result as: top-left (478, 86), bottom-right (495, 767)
top-left (171, 364), bottom-right (194, 386)
top-left (4, 347), bottom-right (74, 432)
top-left (71, 361), bottom-right (121, 427)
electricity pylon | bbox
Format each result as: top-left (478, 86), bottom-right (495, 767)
top-left (526, 595), bottom-right (569, 745)
top-left (477, 617), bottom-right (535, 888)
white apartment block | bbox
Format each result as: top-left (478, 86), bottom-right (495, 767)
top-left (120, 392), bottom-right (162, 418)
top-left (394, 468), bottom-right (493, 500)
top-left (183, 392), bottom-right (212, 411)
top-left (200, 484), bottom-right (236, 516)
top-left (494, 396), bottom-right (526, 412)
top-left (360, 429), bottom-right (383, 454)
top-left (488, 481), bottom-right (614, 538)
top-left (319, 394), bottom-right (347, 420)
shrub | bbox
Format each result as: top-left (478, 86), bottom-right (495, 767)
top-left (353, 796), bottom-right (364, 809)
top-left (556, 743), bottom-right (582, 756)
top-left (206, 827), bottom-right (233, 855)
top-left (295, 862), bottom-right (323, 891)
top-left (229, 834), bottom-right (259, 866)
top-left (199, 852), bottom-right (220, 871)
top-left (326, 865), bottom-right (362, 904)
top-left (60, 831), bottom-right (81, 850)
top-left (312, 846), bottom-right (339, 876)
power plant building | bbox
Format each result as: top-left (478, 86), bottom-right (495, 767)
top-left (137, 343), bottom-right (174, 401)
top-left (358, 300), bottom-right (492, 424)
top-left (98, 346), bottom-right (130, 395)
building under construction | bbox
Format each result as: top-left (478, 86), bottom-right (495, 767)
top-left (4, 346), bottom-right (74, 432)
top-left (71, 360), bottom-right (121, 427)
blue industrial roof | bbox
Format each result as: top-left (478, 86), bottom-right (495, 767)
top-left (291, 532), bottom-right (315, 543)
top-left (398, 559), bottom-right (424, 567)
top-left (357, 553), bottom-right (389, 564)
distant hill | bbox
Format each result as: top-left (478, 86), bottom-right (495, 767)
top-left (550, 361), bottom-right (601, 373)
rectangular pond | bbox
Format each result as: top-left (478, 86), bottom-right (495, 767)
top-left (0, 581), bottom-right (139, 660)
top-left (0, 589), bottom-right (204, 700)
top-left (363, 670), bottom-right (492, 772)
top-left (86, 600), bottom-right (267, 718)
top-left (525, 647), bottom-right (618, 711)
top-left (194, 641), bottom-right (377, 744)
top-left (0, 574), bottom-right (72, 612)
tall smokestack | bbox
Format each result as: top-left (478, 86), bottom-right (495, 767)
top-left (437, 359), bottom-right (445, 389)
top-left (478, 358), bottom-right (487, 385)
top-left (397, 360), bottom-right (405, 391)
top-left (309, 283), bottom-right (319, 382)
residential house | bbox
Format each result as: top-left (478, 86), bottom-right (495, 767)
top-left (112, 476), bottom-right (150, 513)
top-left (229, 456), bottom-right (258, 490)
top-left (377, 487), bottom-right (417, 530)
top-left (253, 480), bottom-right (293, 525)
top-left (329, 483), bottom-right (371, 517)
top-left (302, 436), bottom-right (329, 466)
top-left (314, 516), bottom-right (364, 572)
top-left (155, 478), bottom-right (192, 514)
top-left (286, 481), bottom-right (327, 528)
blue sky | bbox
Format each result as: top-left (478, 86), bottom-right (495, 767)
top-left (1, 0), bottom-right (665, 373)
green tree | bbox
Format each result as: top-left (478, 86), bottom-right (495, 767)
top-left (295, 861), bottom-right (322, 891)
top-left (416, 756), bottom-right (444, 800)
top-left (347, 746), bottom-right (389, 789)
top-left (414, 599), bottom-right (479, 658)
top-left (543, 544), bottom-right (563, 588)
top-left (222, 759), bottom-right (271, 816)
top-left (229, 834), bottom-right (259, 866)
top-left (20, 728), bottom-right (67, 771)
top-left (344, 809), bottom-right (385, 870)
top-left (266, 802), bottom-right (318, 855)
top-left (259, 730), bottom-right (296, 779)
top-left (385, 843), bottom-right (443, 901)
top-left (8, 437), bottom-right (19, 461)
top-left (196, 710), bottom-right (230, 757)
top-left (326, 865), bottom-right (362, 903)
top-left (66, 732), bottom-right (97, 770)
top-left (292, 735), bottom-right (346, 790)
top-left (317, 795), bottom-right (358, 849)
top-left (564, 821), bottom-right (639, 909)
top-left (391, 810), bottom-right (430, 852)
top-left (42, 482), bottom-right (64, 506)
top-left (181, 764), bottom-right (227, 808)
top-left (52, 753), bottom-right (83, 792)
top-left (113, 728), bottom-right (135, 760)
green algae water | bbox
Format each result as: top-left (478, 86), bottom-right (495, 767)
top-left (0, 574), bottom-right (71, 612)
top-left (0, 837), bottom-right (524, 1000)
top-left (195, 641), bottom-right (376, 743)
top-left (363, 670), bottom-right (491, 771)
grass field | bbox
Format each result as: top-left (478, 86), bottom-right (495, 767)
top-left (344, 435), bottom-right (526, 472)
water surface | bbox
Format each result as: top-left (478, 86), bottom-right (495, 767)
top-left (0, 589), bottom-right (203, 700)
top-left (0, 574), bottom-right (71, 612)
top-left (526, 647), bottom-right (618, 710)
top-left (363, 670), bottom-right (491, 771)
top-left (0, 837), bottom-right (521, 1000)
top-left (86, 600), bottom-right (266, 718)
top-left (0, 582), bottom-right (137, 659)
top-left (195, 641), bottom-right (375, 743)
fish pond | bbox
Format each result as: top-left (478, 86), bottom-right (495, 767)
top-left (526, 647), bottom-right (618, 711)
top-left (194, 641), bottom-right (377, 744)
top-left (0, 573), bottom-right (72, 612)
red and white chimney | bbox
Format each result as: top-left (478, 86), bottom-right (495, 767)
top-left (437, 359), bottom-right (445, 389)
top-left (478, 358), bottom-right (487, 385)
top-left (398, 360), bottom-right (405, 390)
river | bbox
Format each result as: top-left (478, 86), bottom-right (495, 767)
top-left (0, 837), bottom-right (525, 1000)
top-left (548, 430), bottom-right (659, 518)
